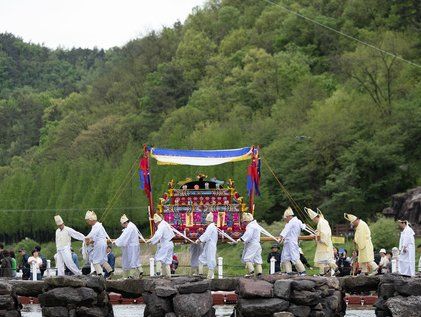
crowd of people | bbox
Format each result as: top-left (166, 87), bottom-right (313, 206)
top-left (0, 208), bottom-right (419, 280)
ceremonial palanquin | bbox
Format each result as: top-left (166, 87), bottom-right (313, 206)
top-left (139, 146), bottom-right (260, 241)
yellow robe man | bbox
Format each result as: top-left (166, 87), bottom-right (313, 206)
top-left (344, 213), bottom-right (378, 275)
top-left (306, 208), bottom-right (337, 275)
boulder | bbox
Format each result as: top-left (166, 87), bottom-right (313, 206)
top-left (39, 287), bottom-right (97, 307)
top-left (173, 291), bottom-right (212, 317)
top-left (385, 295), bottom-right (421, 317)
top-left (0, 295), bottom-right (14, 310)
top-left (106, 279), bottom-right (144, 298)
top-left (142, 292), bottom-right (173, 317)
top-left (165, 313), bottom-right (177, 317)
top-left (236, 298), bottom-right (289, 317)
top-left (394, 279), bottom-right (421, 296)
top-left (42, 306), bottom-right (69, 317)
top-left (290, 290), bottom-right (321, 306)
top-left (171, 276), bottom-right (204, 286)
top-left (273, 280), bottom-right (292, 300)
top-left (86, 276), bottom-right (106, 293)
top-left (309, 311), bottom-right (325, 317)
top-left (4, 311), bottom-right (20, 317)
top-left (177, 280), bottom-right (210, 294)
top-left (378, 283), bottom-right (396, 299)
top-left (288, 304), bottom-right (311, 317)
top-left (291, 280), bottom-right (316, 291)
top-left (155, 286), bottom-right (177, 298)
top-left (76, 306), bottom-right (111, 317)
top-left (238, 278), bottom-right (273, 298)
top-left (262, 274), bottom-right (291, 284)
top-left (0, 283), bottom-right (13, 296)
top-left (44, 276), bottom-right (87, 289)
top-left (9, 280), bottom-right (44, 297)
top-left (210, 278), bottom-right (238, 291)
top-left (312, 303), bottom-right (323, 311)
top-left (339, 275), bottom-right (379, 293)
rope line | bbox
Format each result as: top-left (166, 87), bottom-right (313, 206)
top-left (261, 157), bottom-right (315, 230)
top-left (261, 0), bottom-right (421, 69)
top-left (0, 206), bottom-right (149, 212)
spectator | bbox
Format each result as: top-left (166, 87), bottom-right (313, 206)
top-left (28, 249), bottom-right (43, 280)
top-left (336, 249), bottom-right (351, 276)
top-left (34, 246), bottom-right (47, 278)
top-left (350, 250), bottom-right (360, 276)
top-left (267, 244), bottom-right (282, 273)
top-left (333, 247), bottom-right (339, 262)
top-left (104, 246), bottom-right (115, 278)
top-left (378, 249), bottom-right (390, 274)
top-left (171, 254), bottom-right (179, 274)
top-left (385, 251), bottom-right (392, 273)
top-left (0, 250), bottom-right (12, 278)
top-left (10, 250), bottom-right (17, 278)
top-left (18, 248), bottom-right (30, 280)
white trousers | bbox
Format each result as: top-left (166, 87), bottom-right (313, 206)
top-left (56, 248), bottom-right (81, 276)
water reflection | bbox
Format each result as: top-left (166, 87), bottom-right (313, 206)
top-left (21, 304), bottom-right (375, 317)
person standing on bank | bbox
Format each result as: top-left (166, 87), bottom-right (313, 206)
top-left (85, 210), bottom-right (114, 277)
top-left (54, 215), bottom-right (85, 276)
top-left (279, 207), bottom-right (307, 276)
top-left (398, 219), bottom-right (415, 276)
top-left (146, 214), bottom-right (175, 277)
top-left (237, 212), bottom-right (263, 277)
top-left (114, 214), bottom-right (143, 278)
top-left (344, 213), bottom-right (378, 275)
top-left (267, 244), bottom-right (282, 273)
top-left (305, 208), bottom-right (337, 276)
top-left (196, 212), bottom-right (218, 279)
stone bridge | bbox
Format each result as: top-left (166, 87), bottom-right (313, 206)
top-left (0, 273), bottom-right (420, 317)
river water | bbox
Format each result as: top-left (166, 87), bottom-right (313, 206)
top-left (22, 304), bottom-right (375, 316)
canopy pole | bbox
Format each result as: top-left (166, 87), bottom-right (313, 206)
top-left (143, 145), bottom-right (155, 236)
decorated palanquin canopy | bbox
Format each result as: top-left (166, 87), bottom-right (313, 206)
top-left (150, 147), bottom-right (254, 166)
top-left (140, 146), bottom-right (260, 240)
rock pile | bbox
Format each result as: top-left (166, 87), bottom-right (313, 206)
top-left (234, 275), bottom-right (345, 317)
top-left (375, 274), bottom-right (421, 317)
top-left (141, 276), bottom-right (214, 317)
top-left (39, 276), bottom-right (113, 317)
top-left (0, 281), bottom-right (22, 317)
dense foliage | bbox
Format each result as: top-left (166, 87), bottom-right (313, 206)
top-left (0, 0), bottom-right (420, 242)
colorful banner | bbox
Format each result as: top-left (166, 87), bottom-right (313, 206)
top-left (150, 147), bottom-right (253, 166)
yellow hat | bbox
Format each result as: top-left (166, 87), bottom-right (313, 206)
top-left (283, 207), bottom-right (294, 218)
top-left (153, 213), bottom-right (162, 223)
top-left (206, 212), bottom-right (214, 222)
top-left (344, 213), bottom-right (357, 223)
top-left (54, 215), bottom-right (64, 226)
top-left (85, 210), bottom-right (97, 221)
top-left (242, 212), bottom-right (254, 222)
top-left (304, 207), bottom-right (318, 220)
top-left (120, 214), bottom-right (129, 224)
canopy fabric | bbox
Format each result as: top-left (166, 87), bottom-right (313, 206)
top-left (150, 147), bottom-right (253, 166)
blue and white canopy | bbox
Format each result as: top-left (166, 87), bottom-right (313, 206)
top-left (150, 147), bottom-right (254, 166)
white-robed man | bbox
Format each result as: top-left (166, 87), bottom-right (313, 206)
top-left (85, 210), bottom-right (113, 277)
top-left (279, 207), bottom-right (306, 275)
top-left (398, 220), bottom-right (415, 276)
top-left (190, 243), bottom-right (204, 276)
top-left (114, 214), bottom-right (143, 279)
top-left (344, 213), bottom-right (378, 275)
top-left (146, 214), bottom-right (175, 277)
top-left (196, 212), bottom-right (218, 279)
top-left (305, 208), bottom-right (337, 276)
top-left (54, 215), bottom-right (85, 276)
top-left (237, 212), bottom-right (262, 277)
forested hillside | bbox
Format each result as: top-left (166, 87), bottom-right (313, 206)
top-left (0, 0), bottom-right (420, 242)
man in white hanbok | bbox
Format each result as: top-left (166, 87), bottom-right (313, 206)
top-left (146, 214), bottom-right (175, 277)
top-left (398, 220), bottom-right (415, 276)
top-left (54, 215), bottom-right (85, 276)
top-left (237, 212), bottom-right (262, 277)
top-left (85, 210), bottom-right (113, 277)
top-left (114, 214), bottom-right (143, 279)
top-left (279, 207), bottom-right (306, 275)
top-left (196, 212), bottom-right (218, 279)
